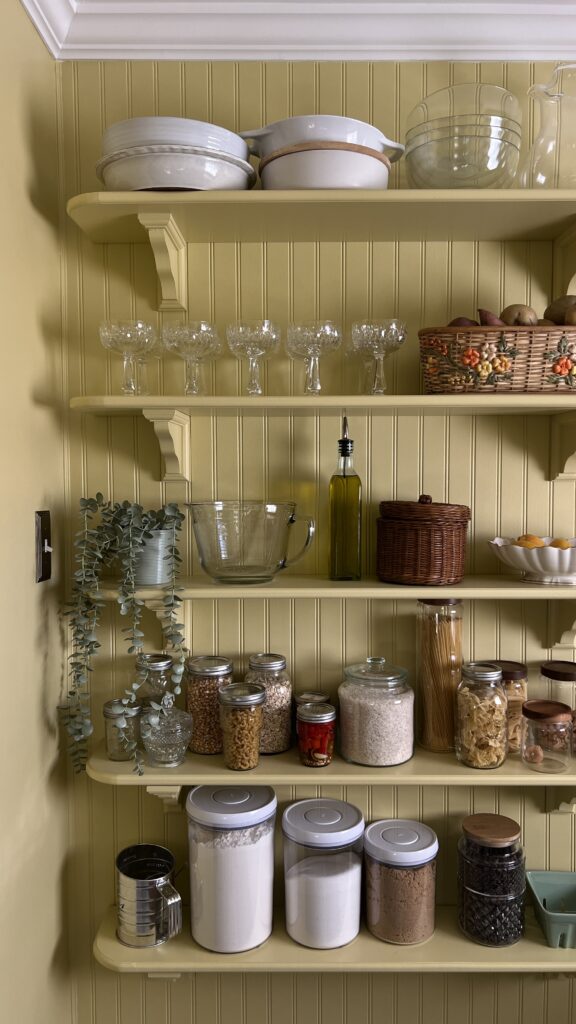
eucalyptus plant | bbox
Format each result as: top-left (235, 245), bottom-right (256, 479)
top-left (64, 494), bottom-right (186, 772)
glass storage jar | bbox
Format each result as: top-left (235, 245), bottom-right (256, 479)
top-left (103, 698), bottom-right (142, 761)
top-left (492, 660), bottom-right (528, 754)
top-left (457, 813), bottom-right (525, 947)
top-left (186, 785), bottom-right (277, 952)
top-left (296, 702), bottom-right (336, 767)
top-left (185, 655), bottom-right (233, 754)
top-left (539, 660), bottom-right (576, 709)
top-left (135, 652), bottom-right (173, 703)
top-left (455, 661), bottom-right (507, 769)
top-left (282, 797), bottom-right (365, 949)
top-left (521, 699), bottom-right (572, 774)
top-left (338, 657), bottom-right (413, 766)
top-left (141, 694), bottom-right (193, 768)
top-left (364, 819), bottom-right (439, 945)
top-left (219, 682), bottom-right (265, 770)
top-left (417, 598), bottom-right (463, 753)
top-left (244, 652), bottom-right (292, 753)
top-left (293, 690), bottom-right (331, 738)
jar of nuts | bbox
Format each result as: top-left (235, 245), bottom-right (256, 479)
top-left (185, 655), bottom-right (234, 754)
top-left (244, 653), bottom-right (292, 754)
top-left (521, 699), bottom-right (572, 774)
top-left (219, 682), bottom-right (266, 770)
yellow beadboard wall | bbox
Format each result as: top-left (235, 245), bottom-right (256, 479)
top-left (60, 61), bottom-right (576, 1023)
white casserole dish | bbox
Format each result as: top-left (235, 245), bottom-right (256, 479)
top-left (96, 145), bottom-right (256, 191)
top-left (241, 114), bottom-right (403, 162)
top-left (260, 147), bottom-right (391, 190)
top-left (102, 117), bottom-right (249, 161)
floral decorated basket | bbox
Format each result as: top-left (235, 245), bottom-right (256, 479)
top-left (418, 325), bottom-right (576, 393)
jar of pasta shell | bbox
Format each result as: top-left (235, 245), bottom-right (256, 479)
top-left (219, 682), bottom-right (265, 771)
top-left (455, 662), bottom-right (507, 769)
top-left (492, 660), bottom-right (528, 754)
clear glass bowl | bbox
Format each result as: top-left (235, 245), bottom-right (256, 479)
top-left (405, 135), bottom-right (520, 189)
top-left (141, 707), bottom-right (193, 767)
top-left (406, 84), bottom-right (522, 132)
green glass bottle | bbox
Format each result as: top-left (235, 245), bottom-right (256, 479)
top-left (329, 416), bottom-right (362, 580)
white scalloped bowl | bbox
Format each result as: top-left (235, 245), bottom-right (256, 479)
top-left (489, 537), bottom-right (576, 584)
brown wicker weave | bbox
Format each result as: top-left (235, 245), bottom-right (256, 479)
top-left (418, 324), bottom-right (576, 394)
top-left (377, 494), bottom-right (471, 586)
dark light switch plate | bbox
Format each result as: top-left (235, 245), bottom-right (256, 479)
top-left (35, 510), bottom-right (52, 582)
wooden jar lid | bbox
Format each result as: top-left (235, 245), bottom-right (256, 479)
top-left (461, 812), bottom-right (521, 847)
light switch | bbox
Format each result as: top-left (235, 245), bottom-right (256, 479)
top-left (35, 510), bottom-right (52, 582)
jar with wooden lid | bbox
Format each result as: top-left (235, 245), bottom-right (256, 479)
top-left (244, 653), bottom-right (292, 754)
top-left (521, 699), bottom-right (572, 773)
top-left (185, 655), bottom-right (234, 754)
top-left (457, 812), bottom-right (525, 947)
top-left (219, 682), bottom-right (265, 770)
top-left (539, 660), bottom-right (576, 709)
top-left (492, 660), bottom-right (528, 754)
top-left (455, 661), bottom-right (507, 769)
top-left (416, 599), bottom-right (463, 752)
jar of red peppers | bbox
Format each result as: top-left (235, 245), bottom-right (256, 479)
top-left (297, 702), bottom-right (336, 767)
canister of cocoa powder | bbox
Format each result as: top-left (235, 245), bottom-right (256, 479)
top-left (364, 819), bottom-right (438, 944)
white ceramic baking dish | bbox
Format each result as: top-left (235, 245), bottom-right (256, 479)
top-left (102, 117), bottom-right (249, 162)
top-left (96, 145), bottom-right (256, 191)
top-left (241, 114), bottom-right (403, 162)
top-left (259, 147), bottom-right (391, 190)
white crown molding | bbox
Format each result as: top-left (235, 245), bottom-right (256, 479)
top-left (20, 1), bottom-right (576, 61)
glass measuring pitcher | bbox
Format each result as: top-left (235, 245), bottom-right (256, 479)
top-left (519, 64), bottom-right (576, 188)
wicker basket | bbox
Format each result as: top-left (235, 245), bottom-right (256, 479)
top-left (418, 325), bottom-right (576, 394)
top-left (377, 494), bottom-right (471, 586)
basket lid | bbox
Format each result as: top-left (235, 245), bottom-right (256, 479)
top-left (379, 493), bottom-right (471, 524)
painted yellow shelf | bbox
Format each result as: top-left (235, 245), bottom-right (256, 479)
top-left (93, 907), bottom-right (575, 976)
top-left (86, 743), bottom-right (576, 789)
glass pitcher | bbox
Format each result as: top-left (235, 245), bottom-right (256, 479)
top-left (519, 64), bottom-right (576, 188)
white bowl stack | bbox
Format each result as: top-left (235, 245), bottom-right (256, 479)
top-left (96, 117), bottom-right (256, 191)
top-left (240, 115), bottom-right (404, 190)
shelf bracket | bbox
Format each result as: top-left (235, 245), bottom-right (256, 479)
top-left (137, 212), bottom-right (187, 312)
top-left (550, 412), bottom-right (576, 481)
top-left (142, 408), bottom-right (190, 482)
top-left (145, 785), bottom-right (182, 810)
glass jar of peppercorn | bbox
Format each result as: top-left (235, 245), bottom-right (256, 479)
top-left (457, 812), bottom-right (525, 947)
top-left (296, 702), bottom-right (336, 767)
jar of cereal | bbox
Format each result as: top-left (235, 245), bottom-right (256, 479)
top-left (244, 653), bottom-right (292, 754)
top-left (219, 682), bottom-right (265, 770)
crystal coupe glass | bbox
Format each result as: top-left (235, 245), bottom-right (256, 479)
top-left (350, 319), bottom-right (407, 394)
top-left (99, 320), bottom-right (157, 396)
top-left (286, 321), bottom-right (341, 394)
top-left (226, 320), bottom-right (281, 396)
top-left (162, 321), bottom-right (221, 396)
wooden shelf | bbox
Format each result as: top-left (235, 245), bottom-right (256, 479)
top-left (86, 743), bottom-right (576, 789)
top-left (93, 907), bottom-right (576, 976)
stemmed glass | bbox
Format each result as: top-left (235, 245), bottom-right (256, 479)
top-left (162, 321), bottom-right (221, 396)
top-left (226, 320), bottom-right (281, 396)
top-left (350, 319), bottom-right (407, 394)
top-left (286, 321), bottom-right (341, 394)
top-left (99, 320), bottom-right (157, 396)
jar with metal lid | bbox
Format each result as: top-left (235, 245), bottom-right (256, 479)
top-left (417, 599), bottom-right (463, 753)
top-left (364, 819), bottom-right (439, 945)
top-left (455, 661), bottom-right (507, 769)
top-left (293, 690), bottom-right (331, 738)
top-left (219, 682), bottom-right (266, 770)
top-left (297, 703), bottom-right (336, 767)
top-left (135, 652), bottom-right (173, 702)
top-left (338, 657), bottom-right (413, 766)
top-left (141, 693), bottom-right (193, 768)
top-left (244, 653), bottom-right (292, 754)
top-left (539, 660), bottom-right (576, 709)
top-left (457, 813), bottom-right (525, 946)
top-left (282, 797), bottom-right (365, 949)
top-left (492, 660), bottom-right (528, 754)
top-left (521, 699), bottom-right (572, 773)
top-left (185, 655), bottom-right (234, 754)
top-left (186, 785), bottom-right (277, 952)
top-left (103, 699), bottom-right (143, 761)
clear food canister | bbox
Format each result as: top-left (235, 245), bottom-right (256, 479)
top-left (457, 813), bottom-right (525, 947)
top-left (103, 699), bottom-right (142, 761)
top-left (364, 819), bottom-right (439, 945)
top-left (219, 682), bottom-right (266, 770)
top-left (539, 660), bottom-right (576, 709)
top-left (492, 660), bottom-right (528, 754)
top-left (135, 653), bottom-right (173, 702)
top-left (185, 655), bottom-right (234, 754)
top-left (244, 653), bottom-right (292, 754)
top-left (455, 661), bottom-right (507, 769)
top-left (282, 798), bottom-right (365, 949)
top-left (296, 702), bottom-right (336, 767)
top-left (338, 657), bottom-right (414, 766)
top-left (417, 598), bottom-right (463, 753)
top-left (293, 690), bottom-right (332, 738)
top-left (521, 699), bottom-right (573, 773)
top-left (186, 785), bottom-right (277, 952)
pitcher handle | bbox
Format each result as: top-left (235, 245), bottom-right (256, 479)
top-left (283, 514), bottom-right (315, 570)
top-left (156, 879), bottom-right (182, 940)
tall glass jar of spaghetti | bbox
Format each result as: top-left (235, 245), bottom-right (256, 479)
top-left (416, 599), bottom-right (463, 752)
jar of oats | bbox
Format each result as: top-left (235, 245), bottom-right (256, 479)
top-left (455, 662), bottom-right (507, 769)
top-left (219, 682), bottom-right (266, 770)
top-left (244, 653), bottom-right (292, 754)
top-left (338, 657), bottom-right (413, 766)
top-left (185, 655), bottom-right (234, 754)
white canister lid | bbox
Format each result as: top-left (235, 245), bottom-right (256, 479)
top-left (186, 785), bottom-right (277, 828)
top-left (282, 798), bottom-right (364, 848)
top-left (364, 819), bottom-right (439, 866)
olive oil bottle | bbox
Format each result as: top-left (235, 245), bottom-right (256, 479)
top-left (329, 416), bottom-right (362, 580)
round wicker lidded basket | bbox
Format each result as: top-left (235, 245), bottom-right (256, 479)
top-left (377, 494), bottom-right (471, 586)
